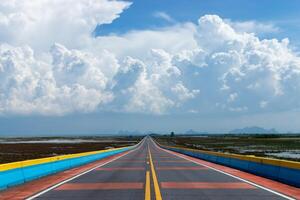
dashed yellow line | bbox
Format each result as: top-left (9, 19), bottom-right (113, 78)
top-left (145, 171), bottom-right (150, 200)
top-left (148, 144), bottom-right (162, 200)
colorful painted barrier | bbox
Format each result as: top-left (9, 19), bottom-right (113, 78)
top-left (0, 145), bottom-right (134, 190)
top-left (157, 142), bottom-right (300, 188)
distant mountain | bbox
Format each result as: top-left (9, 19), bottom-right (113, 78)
top-left (229, 126), bottom-right (278, 134)
top-left (185, 129), bottom-right (208, 135)
top-left (117, 130), bottom-right (142, 135)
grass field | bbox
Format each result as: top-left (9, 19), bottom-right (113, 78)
top-left (154, 134), bottom-right (300, 162)
top-left (0, 136), bottom-right (142, 164)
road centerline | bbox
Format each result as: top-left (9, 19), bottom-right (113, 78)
top-left (148, 143), bottom-right (163, 200)
top-left (145, 171), bottom-right (151, 200)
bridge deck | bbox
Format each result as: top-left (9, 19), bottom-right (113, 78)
top-left (1, 137), bottom-right (298, 200)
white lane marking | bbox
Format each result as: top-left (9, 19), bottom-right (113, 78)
top-left (26, 138), bottom-right (146, 200)
top-left (150, 139), bottom-right (295, 200)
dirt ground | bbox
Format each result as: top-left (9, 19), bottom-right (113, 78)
top-left (0, 136), bottom-right (142, 164)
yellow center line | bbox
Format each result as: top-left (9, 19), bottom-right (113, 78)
top-left (145, 171), bottom-right (150, 200)
top-left (148, 144), bottom-right (163, 200)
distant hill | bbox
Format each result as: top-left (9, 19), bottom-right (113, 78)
top-left (229, 126), bottom-right (278, 134)
top-left (185, 129), bottom-right (208, 135)
top-left (117, 130), bottom-right (142, 135)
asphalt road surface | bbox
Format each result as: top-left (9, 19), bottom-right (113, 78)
top-left (30, 137), bottom-right (290, 200)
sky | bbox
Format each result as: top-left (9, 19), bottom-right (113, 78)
top-left (0, 0), bottom-right (300, 136)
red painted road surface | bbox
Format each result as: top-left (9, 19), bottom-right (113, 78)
top-left (0, 137), bottom-right (299, 200)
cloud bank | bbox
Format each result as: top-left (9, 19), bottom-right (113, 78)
top-left (0, 1), bottom-right (299, 116)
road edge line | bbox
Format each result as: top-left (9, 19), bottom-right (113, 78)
top-left (151, 138), bottom-right (295, 200)
top-left (26, 138), bottom-right (146, 200)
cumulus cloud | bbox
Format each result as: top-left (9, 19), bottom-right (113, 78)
top-left (111, 56), bottom-right (175, 114)
top-left (0, 43), bottom-right (114, 115)
top-left (110, 50), bottom-right (196, 114)
top-left (0, 0), bottom-right (131, 50)
top-left (0, 0), bottom-right (300, 117)
top-left (173, 15), bottom-right (300, 114)
top-left (171, 83), bottom-right (200, 102)
top-left (227, 20), bottom-right (279, 35)
top-left (0, 0), bottom-right (127, 115)
top-left (93, 22), bottom-right (197, 60)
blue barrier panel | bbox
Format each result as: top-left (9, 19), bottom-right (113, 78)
top-left (23, 162), bottom-right (55, 182)
top-left (255, 162), bottom-right (280, 180)
top-left (0, 168), bottom-right (24, 190)
top-left (278, 167), bottom-right (300, 186)
top-left (229, 158), bottom-right (249, 171)
top-left (0, 147), bottom-right (132, 191)
top-left (216, 156), bottom-right (230, 166)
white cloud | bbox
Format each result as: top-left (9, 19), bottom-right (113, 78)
top-left (227, 20), bottom-right (279, 35)
top-left (0, 43), bottom-right (114, 115)
top-left (0, 1), bottom-right (300, 117)
top-left (172, 15), bottom-right (300, 114)
top-left (153, 11), bottom-right (175, 23)
top-left (112, 56), bottom-right (175, 114)
top-left (0, 0), bottom-right (128, 115)
top-left (227, 93), bottom-right (238, 102)
top-left (0, 0), bottom-right (131, 51)
top-left (93, 23), bottom-right (197, 60)
top-left (110, 50), bottom-right (195, 114)
top-left (171, 83), bottom-right (200, 101)
top-left (260, 101), bottom-right (268, 108)
top-left (229, 106), bottom-right (248, 112)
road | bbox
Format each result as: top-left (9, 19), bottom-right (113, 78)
top-left (29, 137), bottom-right (290, 200)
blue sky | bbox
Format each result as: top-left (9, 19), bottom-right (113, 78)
top-left (97, 0), bottom-right (300, 45)
top-left (0, 0), bottom-right (300, 136)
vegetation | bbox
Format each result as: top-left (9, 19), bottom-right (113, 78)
top-left (0, 136), bottom-right (142, 164)
top-left (155, 134), bottom-right (300, 162)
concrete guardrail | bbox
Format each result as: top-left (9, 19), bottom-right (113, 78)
top-left (0, 145), bottom-right (134, 190)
